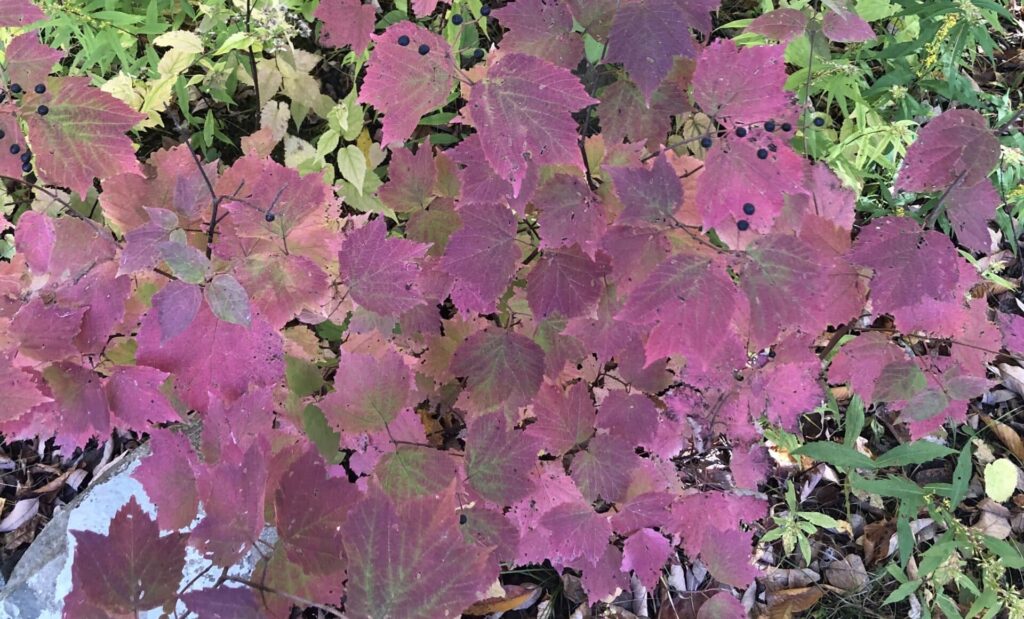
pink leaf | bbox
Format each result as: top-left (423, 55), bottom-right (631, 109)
top-left (152, 280), bottom-right (202, 343)
top-left (10, 298), bottom-right (85, 362)
top-left (343, 485), bottom-right (497, 619)
top-left (6, 33), bottom-right (63, 89)
top-left (466, 412), bottom-right (540, 504)
top-left (441, 203), bottom-right (520, 314)
top-left (539, 500), bottom-right (612, 564)
top-left (339, 218), bottom-right (430, 316)
top-left (896, 109), bottom-right (1000, 192)
top-left (275, 447), bottom-right (359, 574)
top-left (746, 8), bottom-right (807, 41)
top-left (621, 528), bottom-right (671, 589)
top-left (0, 351), bottom-right (49, 423)
top-left (605, 0), bottom-right (719, 101)
top-left (378, 145), bottom-right (436, 213)
top-left (946, 177), bottom-right (999, 253)
top-left (104, 366), bottom-right (178, 428)
top-left (465, 53), bottom-right (596, 196)
top-left (358, 22), bottom-right (455, 145)
top-left (570, 434), bottom-right (636, 503)
top-left (608, 154), bottom-right (684, 225)
top-left (321, 350), bottom-right (413, 432)
top-left (534, 174), bottom-right (607, 253)
top-left (132, 429), bottom-right (198, 531)
top-left (492, 0), bottom-right (583, 69)
top-left (693, 39), bottom-right (794, 126)
top-left (25, 76), bottom-right (144, 197)
top-left (527, 381), bottom-right (597, 455)
top-left (41, 362), bottom-right (110, 444)
top-left (411, 0), bottom-right (438, 15)
top-left (697, 591), bottom-right (747, 618)
top-left (314, 0), bottom-right (376, 54)
top-left (180, 587), bottom-right (262, 619)
top-left (68, 497), bottom-right (187, 615)
top-left (527, 247), bottom-right (608, 319)
top-left (822, 4), bottom-right (875, 43)
top-left (136, 303), bottom-right (283, 411)
top-left (0, 0), bottom-right (44, 26)
top-left (234, 254), bottom-right (330, 329)
top-left (596, 390), bottom-right (659, 446)
top-left (451, 328), bottom-right (546, 412)
top-left (192, 439), bottom-right (268, 566)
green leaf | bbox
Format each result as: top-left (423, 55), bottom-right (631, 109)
top-left (285, 356), bottom-right (324, 397)
top-left (882, 579), bottom-right (921, 605)
top-left (301, 405), bottom-right (343, 465)
top-left (948, 443), bottom-right (973, 507)
top-left (214, 32), bottom-right (257, 56)
top-left (798, 511), bottom-right (842, 529)
top-left (204, 274), bottom-right (252, 326)
top-left (850, 472), bottom-right (927, 501)
top-left (337, 145), bottom-right (368, 196)
top-left (984, 458), bottom-right (1018, 503)
top-left (844, 395), bottom-right (865, 448)
top-left (161, 241), bottom-right (210, 284)
top-left (875, 441), bottom-right (955, 468)
top-left (794, 441), bottom-right (876, 470)
top-left (981, 537), bottom-right (1024, 569)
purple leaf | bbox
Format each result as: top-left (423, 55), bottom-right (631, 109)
top-left (451, 328), bottom-right (546, 412)
top-left (132, 429), bottom-right (198, 531)
top-left (0, 0), bottom-right (44, 26)
top-left (527, 247), bottom-right (608, 319)
top-left (378, 145), bottom-right (436, 213)
top-left (465, 53), bottom-right (596, 196)
top-left (596, 390), bottom-right (659, 446)
top-left (0, 351), bottom-right (50, 424)
top-left (570, 434), bottom-right (636, 503)
top-left (339, 218), bottom-right (430, 316)
top-left (697, 592), bottom-right (747, 619)
top-left (822, 4), bottom-right (875, 43)
top-left (441, 203), bottom-right (520, 315)
top-left (605, 0), bottom-right (720, 101)
top-left (152, 280), bottom-right (202, 343)
top-left (492, 0), bottom-right (583, 69)
top-left (539, 500), bottom-right (612, 564)
top-left (534, 174), bottom-right (607, 254)
top-left (180, 587), bottom-right (262, 619)
top-left (608, 154), bottom-right (684, 225)
top-left (896, 109), bottom-right (1000, 192)
top-left (192, 439), bottom-right (268, 566)
top-left (104, 366), bottom-right (178, 428)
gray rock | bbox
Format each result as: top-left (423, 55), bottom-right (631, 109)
top-left (0, 446), bottom-right (273, 618)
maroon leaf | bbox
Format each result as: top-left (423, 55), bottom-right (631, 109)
top-left (104, 366), bottom-right (178, 428)
top-left (492, 0), bottom-right (583, 69)
top-left (895, 109), bottom-right (1000, 192)
top-left (132, 429), bottom-right (199, 531)
top-left (596, 390), bottom-right (659, 446)
top-left (539, 500), bottom-right (612, 564)
top-left (621, 528), bottom-right (671, 588)
top-left (339, 218), bottom-right (429, 316)
top-left (822, 3), bottom-right (875, 43)
top-left (451, 328), bottom-right (546, 412)
top-left (608, 154), bottom-right (684, 225)
top-left (0, 0), bottom-right (44, 26)
top-left (180, 586), bottom-right (262, 619)
top-left (320, 350), bottom-right (413, 432)
top-left (527, 381), bottom-right (596, 455)
top-left (379, 145), bottom-right (436, 213)
top-left (343, 484), bottom-right (497, 619)
top-left (527, 247), bottom-right (608, 319)
top-left (693, 39), bottom-right (794, 126)
top-left (746, 8), bottom-right (807, 41)
top-left (570, 434), bottom-right (636, 503)
top-left (6, 33), bottom-right (62, 89)
top-left (0, 351), bottom-right (49, 423)
top-left (441, 203), bottom-right (520, 314)
top-left (465, 412), bottom-right (540, 505)
top-left (68, 497), bottom-right (187, 615)
top-left (192, 439), bottom-right (268, 566)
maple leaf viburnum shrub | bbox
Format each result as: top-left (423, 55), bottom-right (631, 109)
top-left (0, 0), bottom-right (1015, 616)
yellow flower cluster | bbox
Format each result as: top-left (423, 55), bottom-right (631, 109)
top-left (918, 11), bottom-right (960, 77)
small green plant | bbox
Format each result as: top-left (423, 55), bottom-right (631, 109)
top-left (763, 480), bottom-right (844, 565)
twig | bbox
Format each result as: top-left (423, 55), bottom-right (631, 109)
top-left (244, 0), bottom-right (261, 108)
top-left (995, 107), bottom-right (1023, 135)
top-left (225, 576), bottom-right (346, 618)
top-left (923, 169), bottom-right (968, 230)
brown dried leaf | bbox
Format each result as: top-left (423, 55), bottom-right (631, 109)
top-left (465, 584), bottom-right (541, 615)
top-left (981, 413), bottom-right (1024, 462)
top-left (825, 555), bottom-right (868, 592)
top-left (765, 586), bottom-right (823, 618)
top-left (758, 567), bottom-right (820, 592)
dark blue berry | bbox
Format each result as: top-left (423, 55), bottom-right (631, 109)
top-left (459, 513), bottom-right (468, 525)
top-left (700, 136), bottom-right (713, 148)
top-left (20, 151), bottom-right (30, 163)
top-left (21, 162), bottom-right (30, 173)
top-left (418, 44), bottom-right (430, 55)
top-left (743, 203), bottom-right (755, 216)
top-left (0, 93), bottom-right (6, 104)
top-left (768, 350), bottom-right (776, 358)
top-left (735, 127), bottom-right (747, 137)
top-left (9, 144), bottom-right (19, 155)
top-left (9, 84), bottom-right (21, 94)
top-left (737, 220), bottom-right (750, 231)
top-left (264, 212), bottom-right (276, 222)
top-left (33, 83), bottom-right (45, 94)
top-left (452, 14), bottom-right (463, 24)
top-left (397, 35), bottom-right (410, 46)
top-left (756, 148), bottom-right (768, 159)
top-left (473, 48), bottom-right (485, 59)
top-left (764, 120), bottom-right (776, 132)
top-left (813, 117), bottom-right (825, 127)
top-left (0, 129), bottom-right (6, 140)
top-left (781, 122), bottom-right (792, 132)
top-left (36, 105), bottom-right (48, 116)
top-left (480, 5), bottom-right (491, 15)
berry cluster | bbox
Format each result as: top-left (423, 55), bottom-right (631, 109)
top-left (0, 82), bottom-right (49, 173)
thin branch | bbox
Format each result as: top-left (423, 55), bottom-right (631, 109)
top-left (225, 576), bottom-right (347, 618)
top-left (640, 133), bottom-right (711, 163)
top-left (244, 0), bottom-right (261, 108)
top-left (995, 107), bottom-right (1023, 135)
